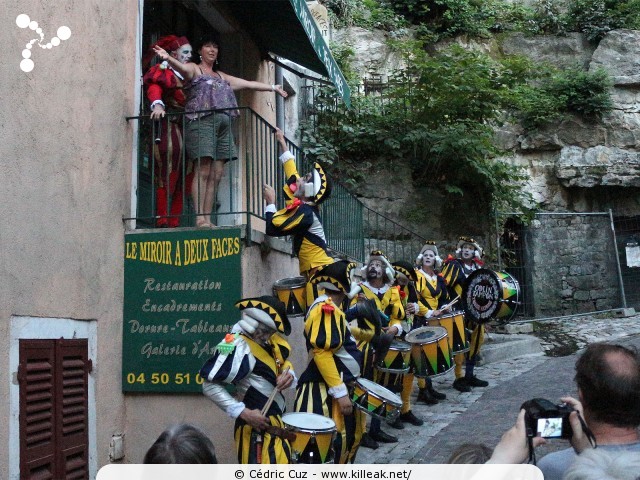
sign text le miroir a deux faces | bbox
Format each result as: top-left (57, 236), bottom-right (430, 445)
top-left (122, 229), bottom-right (241, 393)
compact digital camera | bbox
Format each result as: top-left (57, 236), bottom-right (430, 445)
top-left (521, 398), bottom-right (573, 439)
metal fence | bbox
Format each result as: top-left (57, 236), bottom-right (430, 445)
top-left (496, 211), bottom-right (638, 319)
top-left (613, 214), bottom-right (640, 309)
top-left (126, 106), bottom-right (426, 264)
top-left (300, 75), bottom-right (416, 134)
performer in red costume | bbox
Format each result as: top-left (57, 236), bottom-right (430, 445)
top-left (143, 35), bottom-right (194, 227)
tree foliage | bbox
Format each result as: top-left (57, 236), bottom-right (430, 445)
top-left (323, 0), bottom-right (640, 42)
top-left (301, 41), bottom-right (612, 221)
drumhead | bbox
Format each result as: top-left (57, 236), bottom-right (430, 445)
top-left (273, 276), bottom-right (307, 290)
top-left (405, 326), bottom-right (447, 344)
top-left (462, 269), bottom-right (520, 323)
top-left (438, 310), bottom-right (465, 320)
top-left (388, 339), bottom-right (411, 352)
top-left (356, 378), bottom-right (402, 405)
top-left (282, 412), bottom-right (336, 432)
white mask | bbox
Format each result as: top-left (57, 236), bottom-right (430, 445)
top-left (173, 44), bottom-right (192, 64)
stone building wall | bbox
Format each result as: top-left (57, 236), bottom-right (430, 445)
top-left (528, 214), bottom-right (621, 317)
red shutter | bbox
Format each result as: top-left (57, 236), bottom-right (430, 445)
top-left (19, 339), bottom-right (89, 480)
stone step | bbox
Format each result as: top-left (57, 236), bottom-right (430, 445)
top-left (476, 334), bottom-right (543, 365)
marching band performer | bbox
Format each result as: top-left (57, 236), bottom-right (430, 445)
top-left (441, 237), bottom-right (489, 392)
top-left (389, 261), bottom-right (426, 427)
top-left (408, 242), bottom-right (452, 403)
top-left (200, 296), bottom-right (295, 464)
top-left (352, 250), bottom-right (404, 449)
top-left (294, 260), bottom-right (365, 464)
top-left (263, 129), bottom-right (334, 280)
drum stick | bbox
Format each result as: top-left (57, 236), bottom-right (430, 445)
top-left (443, 296), bottom-right (460, 310)
top-left (261, 367), bottom-right (289, 416)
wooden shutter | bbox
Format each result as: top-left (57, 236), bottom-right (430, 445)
top-left (56, 340), bottom-right (89, 479)
top-left (19, 340), bottom-right (56, 479)
top-left (19, 339), bottom-right (89, 480)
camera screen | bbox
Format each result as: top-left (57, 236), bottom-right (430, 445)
top-left (537, 417), bottom-right (563, 438)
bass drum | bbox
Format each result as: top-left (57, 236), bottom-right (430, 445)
top-left (462, 269), bottom-right (520, 324)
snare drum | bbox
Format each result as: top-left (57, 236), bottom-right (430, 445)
top-left (376, 340), bottom-right (411, 373)
top-left (374, 340), bottom-right (411, 390)
top-left (273, 276), bottom-right (307, 316)
top-left (428, 311), bottom-right (469, 354)
top-left (351, 378), bottom-right (402, 421)
top-left (282, 412), bottom-right (336, 464)
top-left (405, 326), bottom-right (453, 378)
top-left (462, 269), bottom-right (520, 324)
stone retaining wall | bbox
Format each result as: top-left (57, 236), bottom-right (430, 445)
top-left (528, 214), bottom-right (620, 316)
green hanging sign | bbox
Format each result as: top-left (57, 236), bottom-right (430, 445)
top-left (122, 228), bottom-right (242, 393)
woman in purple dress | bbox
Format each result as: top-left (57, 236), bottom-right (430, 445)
top-left (154, 33), bottom-right (288, 227)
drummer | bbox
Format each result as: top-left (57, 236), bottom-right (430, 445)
top-left (405, 242), bottom-right (451, 404)
top-left (351, 250), bottom-right (404, 449)
top-left (263, 129), bottom-right (334, 294)
top-left (294, 260), bottom-right (365, 464)
top-left (199, 296), bottom-right (295, 464)
top-left (441, 236), bottom-right (488, 392)
top-left (390, 261), bottom-right (426, 427)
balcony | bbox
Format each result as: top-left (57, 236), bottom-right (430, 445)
top-left (126, 106), bottom-right (427, 264)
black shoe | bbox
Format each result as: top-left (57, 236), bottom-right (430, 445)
top-left (466, 375), bottom-right (489, 387)
top-left (453, 378), bottom-right (471, 393)
top-left (369, 430), bottom-right (398, 443)
top-left (417, 388), bottom-right (439, 405)
top-left (428, 385), bottom-right (447, 400)
top-left (389, 416), bottom-right (405, 430)
top-left (399, 410), bottom-right (424, 426)
top-left (360, 433), bottom-right (379, 450)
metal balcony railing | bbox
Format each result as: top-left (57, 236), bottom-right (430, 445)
top-left (126, 106), bottom-right (426, 264)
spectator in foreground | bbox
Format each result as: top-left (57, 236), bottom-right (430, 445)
top-left (143, 423), bottom-right (218, 464)
top-left (537, 343), bottom-right (640, 479)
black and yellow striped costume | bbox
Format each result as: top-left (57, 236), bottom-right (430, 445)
top-left (295, 296), bottom-right (364, 464)
top-left (266, 156), bottom-right (334, 277)
top-left (200, 332), bottom-right (294, 464)
top-left (398, 269), bottom-right (450, 411)
top-left (440, 258), bottom-right (484, 379)
top-left (350, 283), bottom-right (405, 439)
top-left (413, 268), bottom-right (450, 321)
top-left (350, 283), bottom-right (405, 381)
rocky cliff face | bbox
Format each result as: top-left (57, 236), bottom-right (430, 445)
top-left (334, 27), bottom-right (640, 227)
top-left (499, 29), bottom-right (640, 215)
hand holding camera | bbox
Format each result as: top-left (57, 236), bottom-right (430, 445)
top-left (486, 409), bottom-right (546, 464)
top-left (560, 396), bottom-right (595, 454)
top-left (521, 398), bottom-right (574, 440)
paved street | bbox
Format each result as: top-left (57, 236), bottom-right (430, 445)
top-left (355, 313), bottom-right (640, 464)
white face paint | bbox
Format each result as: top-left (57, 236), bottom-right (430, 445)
top-left (422, 250), bottom-right (436, 268)
top-left (367, 260), bottom-right (384, 280)
top-left (172, 44), bottom-right (192, 64)
top-left (461, 244), bottom-right (475, 260)
top-left (293, 173), bottom-right (312, 199)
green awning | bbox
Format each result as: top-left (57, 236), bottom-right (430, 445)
top-left (218, 0), bottom-right (351, 106)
